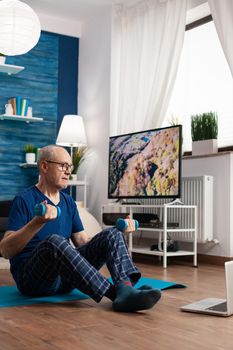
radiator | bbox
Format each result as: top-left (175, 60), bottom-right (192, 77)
top-left (129, 175), bottom-right (214, 243)
top-left (180, 176), bottom-right (213, 242)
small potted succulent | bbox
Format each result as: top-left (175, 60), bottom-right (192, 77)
top-left (191, 112), bottom-right (218, 155)
top-left (24, 144), bottom-right (36, 164)
top-left (70, 146), bottom-right (87, 180)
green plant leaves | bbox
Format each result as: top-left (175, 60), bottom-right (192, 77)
top-left (191, 112), bottom-right (218, 141)
top-left (72, 146), bottom-right (87, 174)
top-left (24, 144), bottom-right (36, 153)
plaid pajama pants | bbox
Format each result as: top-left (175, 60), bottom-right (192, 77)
top-left (13, 228), bottom-right (141, 302)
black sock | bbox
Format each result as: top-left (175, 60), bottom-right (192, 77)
top-left (105, 281), bottom-right (132, 301)
top-left (104, 284), bottom-right (116, 301)
top-left (112, 282), bottom-right (161, 312)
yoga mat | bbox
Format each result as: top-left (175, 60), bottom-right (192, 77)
top-left (134, 277), bottom-right (186, 290)
top-left (0, 287), bottom-right (89, 308)
top-left (0, 277), bottom-right (186, 308)
top-left (108, 277), bottom-right (186, 290)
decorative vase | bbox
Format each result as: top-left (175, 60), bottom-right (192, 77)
top-left (0, 56), bottom-right (6, 64)
top-left (192, 139), bottom-right (218, 156)
top-left (70, 173), bottom-right (77, 181)
top-left (25, 153), bottom-right (36, 164)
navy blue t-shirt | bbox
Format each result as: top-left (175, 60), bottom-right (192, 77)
top-left (7, 186), bottom-right (84, 274)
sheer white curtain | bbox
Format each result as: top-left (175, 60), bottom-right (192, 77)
top-left (110, 0), bottom-right (187, 136)
top-left (208, 0), bottom-right (233, 77)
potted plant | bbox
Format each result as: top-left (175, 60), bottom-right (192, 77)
top-left (191, 112), bottom-right (218, 155)
top-left (24, 144), bottom-right (36, 164)
top-left (0, 53), bottom-right (6, 65)
top-left (70, 146), bottom-right (87, 180)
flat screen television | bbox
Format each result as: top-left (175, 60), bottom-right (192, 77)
top-left (108, 125), bottom-right (182, 199)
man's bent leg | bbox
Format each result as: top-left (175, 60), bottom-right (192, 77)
top-left (77, 228), bottom-right (141, 285)
top-left (78, 228), bottom-right (161, 312)
top-left (15, 234), bottom-right (112, 302)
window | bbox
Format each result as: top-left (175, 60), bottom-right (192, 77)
top-left (165, 19), bottom-right (233, 152)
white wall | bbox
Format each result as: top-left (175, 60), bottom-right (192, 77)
top-left (78, 6), bottom-right (112, 221)
top-left (188, 0), bottom-right (207, 11)
top-left (230, 153), bottom-right (233, 256)
top-left (183, 153), bottom-right (233, 257)
top-left (37, 12), bottom-right (82, 37)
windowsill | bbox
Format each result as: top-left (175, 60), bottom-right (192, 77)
top-left (183, 150), bottom-right (233, 160)
top-left (183, 146), bottom-right (233, 157)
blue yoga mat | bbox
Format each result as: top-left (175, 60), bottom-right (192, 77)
top-left (0, 287), bottom-right (89, 308)
top-left (134, 277), bottom-right (186, 290)
top-left (0, 277), bottom-right (186, 308)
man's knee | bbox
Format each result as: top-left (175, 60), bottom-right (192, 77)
top-left (42, 234), bottom-right (70, 260)
top-left (104, 227), bottom-right (125, 242)
top-left (45, 234), bottom-right (67, 248)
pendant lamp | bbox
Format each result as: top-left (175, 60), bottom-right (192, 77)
top-left (0, 0), bottom-right (41, 56)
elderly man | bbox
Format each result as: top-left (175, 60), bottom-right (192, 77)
top-left (0, 145), bottom-right (161, 312)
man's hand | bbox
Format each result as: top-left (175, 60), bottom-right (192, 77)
top-left (35, 201), bottom-right (58, 223)
top-left (116, 215), bottom-right (139, 233)
top-left (123, 216), bottom-right (138, 233)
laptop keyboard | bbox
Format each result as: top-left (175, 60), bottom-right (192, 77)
top-left (207, 301), bottom-right (227, 312)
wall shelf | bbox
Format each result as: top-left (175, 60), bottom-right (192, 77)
top-left (68, 179), bottom-right (86, 186)
top-left (0, 63), bottom-right (24, 75)
top-left (0, 115), bottom-right (43, 123)
top-left (20, 163), bottom-right (37, 168)
top-left (69, 178), bottom-right (88, 208)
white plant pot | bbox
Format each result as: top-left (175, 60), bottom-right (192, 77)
top-left (26, 153), bottom-right (36, 164)
top-left (0, 56), bottom-right (6, 64)
top-left (70, 173), bottom-right (77, 180)
top-left (192, 139), bottom-right (218, 156)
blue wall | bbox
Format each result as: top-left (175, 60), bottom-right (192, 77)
top-left (0, 31), bottom-right (79, 200)
top-left (57, 34), bottom-right (79, 131)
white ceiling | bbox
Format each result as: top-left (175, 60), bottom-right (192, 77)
top-left (23, 0), bottom-right (133, 21)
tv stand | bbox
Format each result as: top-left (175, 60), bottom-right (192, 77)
top-left (121, 201), bottom-right (142, 205)
top-left (101, 202), bottom-right (197, 268)
top-left (118, 199), bottom-right (142, 205)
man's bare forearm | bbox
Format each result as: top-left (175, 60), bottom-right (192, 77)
top-left (71, 231), bottom-right (92, 247)
top-left (0, 217), bottom-right (46, 259)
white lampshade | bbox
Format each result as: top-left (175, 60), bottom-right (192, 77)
top-left (56, 115), bottom-right (87, 147)
top-left (0, 0), bottom-right (41, 56)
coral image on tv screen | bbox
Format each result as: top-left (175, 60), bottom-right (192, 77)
top-left (108, 125), bottom-right (182, 198)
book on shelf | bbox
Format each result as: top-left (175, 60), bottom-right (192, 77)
top-left (7, 96), bottom-right (30, 117)
top-left (16, 96), bottom-right (22, 115)
top-left (8, 97), bottom-right (16, 115)
top-left (20, 98), bottom-right (29, 116)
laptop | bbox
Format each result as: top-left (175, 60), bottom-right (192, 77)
top-left (181, 261), bottom-right (233, 317)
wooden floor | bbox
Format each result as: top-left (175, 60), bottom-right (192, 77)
top-left (0, 260), bottom-right (232, 350)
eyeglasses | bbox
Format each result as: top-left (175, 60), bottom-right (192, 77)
top-left (46, 160), bottom-right (74, 172)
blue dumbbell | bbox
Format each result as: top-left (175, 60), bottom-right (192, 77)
top-left (34, 203), bottom-right (61, 218)
top-left (116, 218), bottom-right (139, 232)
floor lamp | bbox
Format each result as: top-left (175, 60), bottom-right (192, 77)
top-left (56, 114), bottom-right (87, 161)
